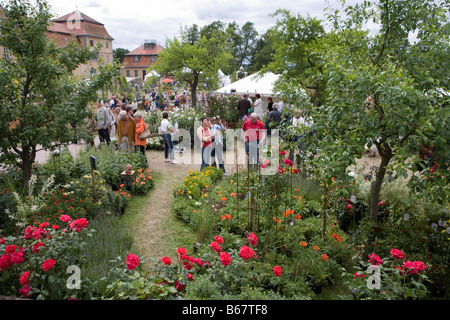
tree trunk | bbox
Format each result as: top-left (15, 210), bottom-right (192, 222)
top-left (19, 144), bottom-right (36, 195)
top-left (190, 73), bottom-right (199, 107)
top-left (369, 144), bottom-right (393, 221)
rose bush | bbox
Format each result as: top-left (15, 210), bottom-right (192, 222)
top-left (0, 214), bottom-right (96, 300)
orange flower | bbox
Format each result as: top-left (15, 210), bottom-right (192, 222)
top-left (299, 241), bottom-right (308, 247)
top-left (313, 246), bottom-right (320, 251)
top-left (231, 192), bottom-right (236, 197)
top-left (283, 209), bottom-right (294, 217)
top-left (295, 214), bottom-right (302, 220)
top-left (226, 214), bottom-right (232, 220)
top-left (273, 217), bottom-right (281, 223)
top-left (331, 233), bottom-right (341, 242)
top-left (120, 184), bottom-right (125, 188)
top-left (221, 215), bottom-right (226, 220)
top-left (221, 197), bottom-right (227, 201)
top-left (321, 254), bottom-right (328, 261)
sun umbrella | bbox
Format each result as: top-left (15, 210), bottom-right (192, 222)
top-left (162, 78), bottom-right (173, 83)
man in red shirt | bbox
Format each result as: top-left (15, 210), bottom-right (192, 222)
top-left (242, 113), bottom-right (265, 166)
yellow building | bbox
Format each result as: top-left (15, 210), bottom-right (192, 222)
top-left (47, 10), bottom-right (114, 77)
top-left (120, 40), bottom-right (164, 81)
top-left (0, 8), bottom-right (114, 77)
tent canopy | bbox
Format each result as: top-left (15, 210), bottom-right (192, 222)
top-left (215, 72), bottom-right (280, 96)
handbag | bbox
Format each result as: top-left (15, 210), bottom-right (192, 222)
top-left (139, 129), bottom-right (151, 139)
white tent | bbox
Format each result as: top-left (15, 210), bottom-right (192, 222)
top-left (144, 70), bottom-right (159, 82)
top-left (218, 69), bottom-right (232, 87)
top-left (215, 72), bottom-right (280, 96)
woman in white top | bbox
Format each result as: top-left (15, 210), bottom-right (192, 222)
top-left (253, 94), bottom-right (263, 120)
top-left (160, 112), bottom-right (178, 164)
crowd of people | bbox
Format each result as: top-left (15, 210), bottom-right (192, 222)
top-left (83, 89), bottom-right (315, 174)
top-left (84, 98), bottom-right (149, 163)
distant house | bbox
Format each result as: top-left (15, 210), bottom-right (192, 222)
top-left (1, 8), bottom-right (114, 78)
top-left (47, 10), bottom-right (114, 77)
top-left (121, 40), bottom-right (164, 81)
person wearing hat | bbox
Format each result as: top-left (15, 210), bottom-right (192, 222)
top-left (210, 116), bottom-right (227, 175)
top-left (117, 109), bottom-right (136, 153)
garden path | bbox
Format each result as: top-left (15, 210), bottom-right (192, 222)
top-left (128, 150), bottom-right (238, 268)
top-left (128, 150), bottom-right (192, 265)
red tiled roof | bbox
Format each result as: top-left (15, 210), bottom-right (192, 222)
top-left (51, 10), bottom-right (114, 40)
top-left (47, 22), bottom-right (76, 35)
top-left (126, 44), bottom-right (164, 56)
top-left (53, 10), bottom-right (102, 25)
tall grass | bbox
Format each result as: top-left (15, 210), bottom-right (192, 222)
top-left (81, 215), bottom-right (133, 292)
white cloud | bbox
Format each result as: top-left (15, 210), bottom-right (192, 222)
top-left (45, 0), bottom-right (359, 50)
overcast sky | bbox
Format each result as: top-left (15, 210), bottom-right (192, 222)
top-left (45, 0), bottom-right (364, 50)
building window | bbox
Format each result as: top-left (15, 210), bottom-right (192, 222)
top-left (106, 55), bottom-right (110, 64)
top-left (150, 55), bottom-right (157, 63)
top-left (105, 41), bottom-right (109, 49)
top-left (126, 70), bottom-right (130, 77)
top-left (134, 70), bottom-right (138, 78)
top-left (89, 40), bottom-right (94, 47)
top-left (133, 56), bottom-right (140, 62)
top-left (142, 70), bottom-right (146, 80)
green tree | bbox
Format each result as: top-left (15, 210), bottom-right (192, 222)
top-left (0, 0), bottom-right (116, 189)
top-left (248, 27), bottom-right (276, 73)
top-left (113, 48), bottom-right (130, 64)
top-left (150, 24), bottom-right (232, 106)
top-left (272, 1), bottom-right (449, 221)
top-left (266, 9), bottom-right (326, 106)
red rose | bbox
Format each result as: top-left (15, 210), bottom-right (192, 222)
top-left (32, 242), bottom-right (45, 253)
top-left (175, 281), bottom-right (185, 292)
top-left (20, 271), bottom-right (30, 285)
top-left (219, 252), bottom-right (231, 266)
top-left (247, 233), bottom-right (258, 246)
top-left (69, 218), bottom-right (89, 232)
top-left (160, 256), bottom-right (172, 265)
top-left (0, 254), bottom-right (12, 270)
top-left (60, 214), bottom-right (72, 223)
top-left (19, 284), bottom-right (32, 298)
top-left (239, 246), bottom-right (257, 260)
top-left (42, 258), bottom-right (56, 271)
top-left (272, 265), bottom-right (282, 276)
top-left (210, 241), bottom-right (222, 253)
top-left (126, 254), bottom-right (140, 270)
top-left (214, 236), bottom-right (224, 244)
top-left (5, 245), bottom-right (17, 255)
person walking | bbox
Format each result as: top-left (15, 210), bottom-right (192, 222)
top-left (237, 94), bottom-right (251, 121)
top-left (253, 93), bottom-right (263, 120)
top-left (267, 96), bottom-right (274, 112)
top-left (96, 101), bottom-right (112, 146)
top-left (160, 112), bottom-right (178, 164)
top-left (117, 110), bottom-right (136, 153)
top-left (242, 113), bottom-right (265, 166)
top-left (197, 117), bottom-right (216, 171)
top-left (134, 112), bottom-right (148, 162)
top-left (265, 105), bottom-right (282, 137)
top-left (210, 116), bottom-right (226, 175)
